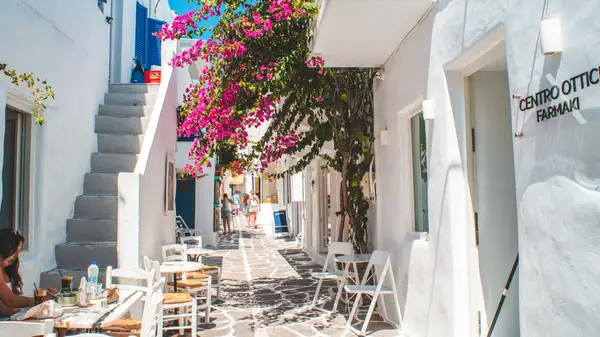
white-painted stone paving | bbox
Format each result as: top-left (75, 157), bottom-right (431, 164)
top-left (183, 218), bottom-right (403, 337)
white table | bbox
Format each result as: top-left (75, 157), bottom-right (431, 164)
top-left (15, 290), bottom-right (143, 336)
top-left (160, 261), bottom-right (203, 292)
top-left (333, 254), bottom-right (371, 312)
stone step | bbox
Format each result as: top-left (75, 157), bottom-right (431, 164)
top-left (74, 195), bottom-right (117, 219)
top-left (97, 134), bottom-right (144, 154)
top-left (95, 115), bottom-right (150, 135)
top-left (40, 268), bottom-right (108, 291)
top-left (91, 153), bottom-right (138, 173)
top-left (55, 242), bottom-right (117, 269)
top-left (83, 173), bottom-right (117, 196)
top-left (67, 218), bottom-right (117, 242)
top-left (109, 83), bottom-right (160, 94)
top-left (104, 93), bottom-right (157, 106)
top-left (98, 105), bottom-right (153, 118)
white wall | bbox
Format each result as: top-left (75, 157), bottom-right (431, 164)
top-left (373, 0), bottom-right (600, 336)
top-left (0, 0), bottom-right (110, 295)
top-left (175, 141), bottom-right (217, 246)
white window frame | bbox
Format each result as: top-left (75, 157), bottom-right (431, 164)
top-left (408, 109), bottom-right (429, 233)
top-left (5, 92), bottom-right (36, 259)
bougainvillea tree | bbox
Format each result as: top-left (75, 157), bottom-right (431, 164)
top-left (159, 0), bottom-right (374, 252)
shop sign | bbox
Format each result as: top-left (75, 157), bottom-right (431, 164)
top-left (518, 66), bottom-right (600, 122)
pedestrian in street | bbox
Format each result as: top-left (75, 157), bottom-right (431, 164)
top-left (232, 190), bottom-right (241, 216)
top-left (242, 194), bottom-right (251, 227)
top-left (249, 190), bottom-right (261, 229)
top-left (221, 193), bottom-right (234, 234)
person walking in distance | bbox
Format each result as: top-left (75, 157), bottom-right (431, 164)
top-left (242, 194), bottom-right (251, 228)
top-left (221, 193), bottom-right (234, 234)
top-left (232, 190), bottom-right (241, 216)
top-left (249, 190), bottom-right (261, 229)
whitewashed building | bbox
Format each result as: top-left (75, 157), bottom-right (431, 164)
top-left (0, 0), bottom-right (184, 293)
top-left (310, 0), bottom-right (600, 336)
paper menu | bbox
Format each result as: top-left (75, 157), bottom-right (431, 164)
top-left (11, 300), bottom-right (63, 321)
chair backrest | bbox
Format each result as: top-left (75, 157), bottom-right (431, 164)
top-left (143, 256), bottom-right (162, 284)
top-left (140, 278), bottom-right (165, 337)
top-left (106, 266), bottom-right (155, 294)
top-left (0, 319), bottom-right (53, 336)
top-left (182, 235), bottom-right (202, 248)
top-left (162, 244), bottom-right (187, 262)
top-left (323, 242), bottom-right (354, 273)
top-left (361, 250), bottom-right (392, 286)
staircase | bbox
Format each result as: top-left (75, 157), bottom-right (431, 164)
top-left (41, 84), bottom-right (159, 289)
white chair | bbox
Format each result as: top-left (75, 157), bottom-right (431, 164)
top-left (310, 241), bottom-right (354, 307)
top-left (344, 250), bottom-right (403, 336)
top-left (66, 278), bottom-right (165, 337)
top-left (144, 257), bottom-right (200, 332)
top-left (103, 265), bottom-right (156, 334)
top-left (162, 244), bottom-right (188, 262)
top-left (0, 319), bottom-right (53, 337)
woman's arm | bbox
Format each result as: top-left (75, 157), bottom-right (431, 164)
top-left (0, 299), bottom-right (19, 317)
top-left (0, 272), bottom-right (33, 308)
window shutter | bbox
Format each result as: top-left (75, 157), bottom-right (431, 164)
top-left (135, 2), bottom-right (148, 68)
top-left (146, 18), bottom-right (166, 68)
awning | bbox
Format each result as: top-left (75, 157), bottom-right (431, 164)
top-left (230, 174), bottom-right (244, 185)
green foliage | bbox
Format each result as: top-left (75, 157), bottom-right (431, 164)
top-left (0, 63), bottom-right (55, 125)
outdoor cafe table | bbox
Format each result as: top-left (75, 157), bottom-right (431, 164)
top-left (14, 289), bottom-right (143, 335)
top-left (160, 261), bottom-right (203, 292)
top-left (333, 254), bottom-right (371, 312)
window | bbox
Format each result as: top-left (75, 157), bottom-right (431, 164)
top-left (411, 112), bottom-right (429, 232)
top-left (0, 107), bottom-right (32, 249)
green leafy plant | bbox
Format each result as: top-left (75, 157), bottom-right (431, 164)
top-left (0, 63), bottom-right (55, 125)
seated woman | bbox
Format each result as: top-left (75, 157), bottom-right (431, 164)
top-left (0, 229), bottom-right (51, 318)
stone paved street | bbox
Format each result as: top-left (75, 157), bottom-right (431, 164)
top-left (191, 218), bottom-right (403, 337)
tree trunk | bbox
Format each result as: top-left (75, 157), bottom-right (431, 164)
top-left (337, 155), bottom-right (350, 243)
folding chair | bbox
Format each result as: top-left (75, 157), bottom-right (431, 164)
top-left (176, 215), bottom-right (203, 243)
top-left (344, 250), bottom-right (403, 336)
top-left (310, 241), bottom-right (354, 307)
top-left (0, 319), bottom-right (53, 337)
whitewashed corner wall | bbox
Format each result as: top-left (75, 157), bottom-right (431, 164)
top-left (374, 0), bottom-right (600, 336)
top-left (0, 0), bottom-right (110, 295)
top-left (118, 43), bottom-right (178, 267)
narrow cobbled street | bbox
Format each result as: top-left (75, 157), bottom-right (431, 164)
top-left (195, 221), bottom-right (401, 337)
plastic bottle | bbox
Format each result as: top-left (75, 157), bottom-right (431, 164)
top-left (87, 261), bottom-right (99, 285)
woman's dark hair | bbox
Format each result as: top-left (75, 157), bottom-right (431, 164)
top-left (0, 229), bottom-right (24, 295)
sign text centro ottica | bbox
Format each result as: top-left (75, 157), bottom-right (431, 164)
top-left (519, 66), bottom-right (600, 122)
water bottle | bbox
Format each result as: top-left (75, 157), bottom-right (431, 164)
top-left (87, 261), bottom-right (99, 285)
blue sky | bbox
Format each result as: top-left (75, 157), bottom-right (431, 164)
top-left (168, 0), bottom-right (220, 38)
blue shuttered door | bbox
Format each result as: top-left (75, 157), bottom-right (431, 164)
top-left (135, 2), bottom-right (148, 68)
top-left (176, 179), bottom-right (196, 229)
top-left (146, 18), bottom-right (166, 68)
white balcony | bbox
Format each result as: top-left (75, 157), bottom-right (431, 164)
top-left (311, 0), bottom-right (435, 67)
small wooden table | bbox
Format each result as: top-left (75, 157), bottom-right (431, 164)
top-left (160, 261), bottom-right (203, 292)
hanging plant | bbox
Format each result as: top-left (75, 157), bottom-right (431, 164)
top-left (0, 63), bottom-right (55, 125)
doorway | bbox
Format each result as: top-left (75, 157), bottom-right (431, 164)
top-left (176, 179), bottom-right (196, 229)
top-left (466, 43), bottom-right (520, 337)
